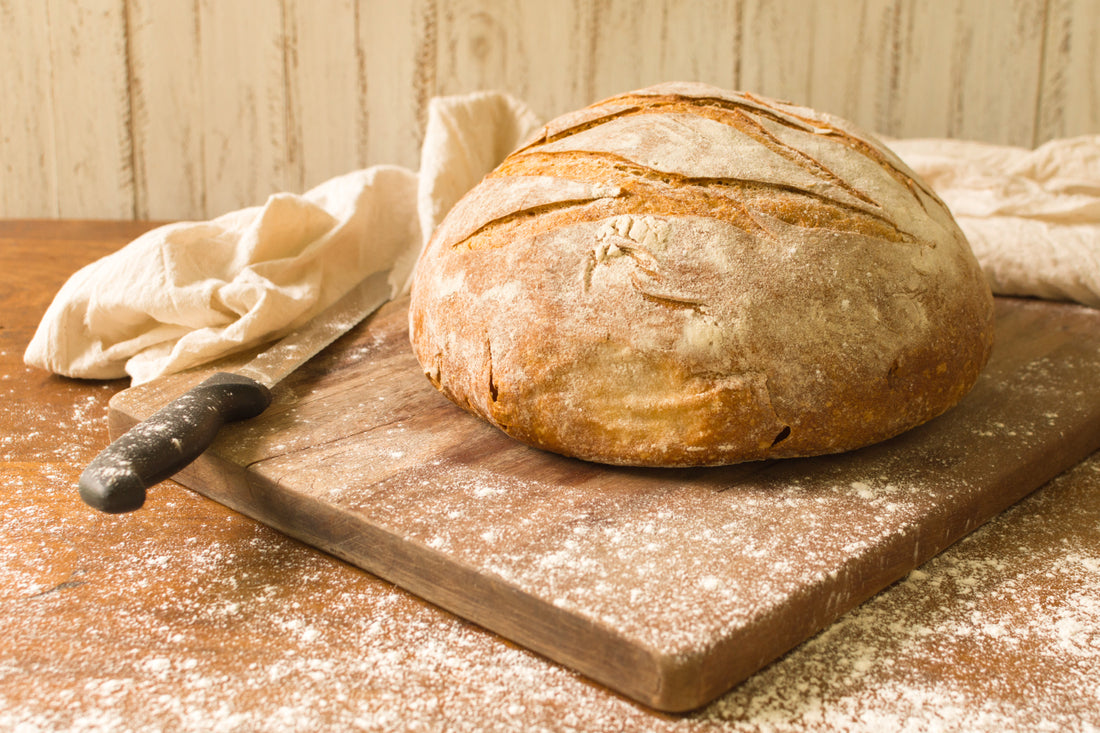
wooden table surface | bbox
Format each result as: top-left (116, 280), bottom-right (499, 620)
top-left (3, 220), bottom-right (1099, 732)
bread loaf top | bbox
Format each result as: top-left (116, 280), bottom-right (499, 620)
top-left (409, 83), bottom-right (995, 467)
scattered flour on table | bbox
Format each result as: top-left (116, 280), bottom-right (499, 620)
top-left (5, 318), bottom-right (1100, 731)
top-left (4, 453), bottom-right (1099, 732)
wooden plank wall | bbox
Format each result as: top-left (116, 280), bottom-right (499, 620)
top-left (2, 0), bottom-right (1098, 221)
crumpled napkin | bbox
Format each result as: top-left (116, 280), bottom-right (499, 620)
top-left (24, 92), bottom-right (1100, 385)
top-left (890, 135), bottom-right (1100, 308)
top-left (25, 91), bottom-right (541, 384)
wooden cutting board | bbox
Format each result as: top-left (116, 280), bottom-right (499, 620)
top-left (107, 296), bottom-right (1100, 712)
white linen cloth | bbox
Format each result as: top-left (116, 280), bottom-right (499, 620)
top-left (890, 135), bottom-right (1100, 309)
top-left (25, 92), bottom-right (541, 384)
top-left (24, 92), bottom-right (1100, 385)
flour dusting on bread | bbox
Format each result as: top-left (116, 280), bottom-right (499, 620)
top-left (409, 83), bottom-right (994, 467)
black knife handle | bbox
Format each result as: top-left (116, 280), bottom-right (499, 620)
top-left (79, 372), bottom-right (273, 514)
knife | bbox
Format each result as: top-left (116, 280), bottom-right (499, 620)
top-left (78, 268), bottom-right (393, 514)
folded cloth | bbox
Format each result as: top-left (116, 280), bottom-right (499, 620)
top-left (27, 166), bottom-right (418, 384)
top-left (889, 135), bottom-right (1100, 308)
top-left (24, 92), bottom-right (1099, 385)
top-left (24, 91), bottom-right (541, 384)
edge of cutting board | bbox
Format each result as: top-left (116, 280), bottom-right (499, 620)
top-left (105, 296), bottom-right (1100, 712)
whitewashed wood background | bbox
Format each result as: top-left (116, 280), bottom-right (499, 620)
top-left (2, 0), bottom-right (1098, 221)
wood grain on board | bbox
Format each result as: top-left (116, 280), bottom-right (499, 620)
top-left (107, 295), bottom-right (1100, 711)
top-left (3, 0), bottom-right (1098, 220)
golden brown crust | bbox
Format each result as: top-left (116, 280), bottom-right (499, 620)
top-left (409, 83), bottom-right (995, 467)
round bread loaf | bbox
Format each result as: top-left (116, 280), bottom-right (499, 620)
top-left (408, 82), bottom-right (995, 467)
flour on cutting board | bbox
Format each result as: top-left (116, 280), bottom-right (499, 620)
top-left (264, 336), bottom-right (1098, 665)
top-left (345, 458), bottom-right (961, 656)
